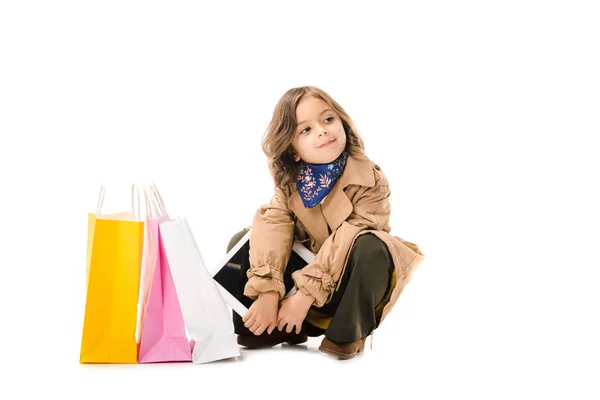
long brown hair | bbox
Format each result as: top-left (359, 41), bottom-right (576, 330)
top-left (261, 86), bottom-right (366, 188)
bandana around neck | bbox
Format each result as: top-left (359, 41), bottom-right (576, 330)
top-left (296, 152), bottom-right (348, 208)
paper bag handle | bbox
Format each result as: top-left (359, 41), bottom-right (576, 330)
top-left (145, 183), bottom-right (169, 222)
top-left (95, 183), bottom-right (142, 220)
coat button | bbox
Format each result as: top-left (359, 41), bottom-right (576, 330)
top-left (374, 164), bottom-right (381, 171)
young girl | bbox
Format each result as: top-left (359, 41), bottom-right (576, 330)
top-left (226, 86), bottom-right (424, 359)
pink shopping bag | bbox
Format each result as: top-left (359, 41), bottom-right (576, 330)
top-left (137, 215), bottom-right (192, 363)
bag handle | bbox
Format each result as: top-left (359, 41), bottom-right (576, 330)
top-left (95, 183), bottom-right (142, 220)
top-left (142, 183), bottom-right (160, 220)
top-left (145, 183), bottom-right (169, 222)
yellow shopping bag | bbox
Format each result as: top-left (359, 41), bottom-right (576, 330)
top-left (86, 211), bottom-right (133, 287)
top-left (80, 185), bottom-right (144, 364)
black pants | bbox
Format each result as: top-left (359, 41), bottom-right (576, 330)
top-left (215, 229), bottom-right (394, 343)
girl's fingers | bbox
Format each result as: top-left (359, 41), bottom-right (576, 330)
top-left (250, 320), bottom-right (264, 335)
top-left (244, 314), bottom-right (255, 328)
top-left (242, 310), bottom-right (253, 323)
top-left (253, 326), bottom-right (261, 335)
top-left (267, 322), bottom-right (276, 335)
top-left (295, 323), bottom-right (301, 334)
top-left (255, 323), bottom-right (268, 336)
top-left (286, 322), bottom-right (293, 333)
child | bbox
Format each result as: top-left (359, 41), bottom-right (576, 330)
top-left (226, 86), bottom-right (424, 359)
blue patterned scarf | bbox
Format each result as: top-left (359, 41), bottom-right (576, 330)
top-left (296, 152), bottom-right (348, 208)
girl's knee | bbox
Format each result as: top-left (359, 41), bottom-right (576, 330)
top-left (350, 234), bottom-right (393, 275)
top-left (227, 229), bottom-right (249, 253)
top-left (352, 233), bottom-right (388, 258)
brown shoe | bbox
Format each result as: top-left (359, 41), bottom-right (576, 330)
top-left (318, 337), bottom-right (366, 360)
top-left (237, 328), bottom-right (308, 349)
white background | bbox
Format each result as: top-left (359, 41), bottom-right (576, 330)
top-left (1, 1), bottom-right (599, 398)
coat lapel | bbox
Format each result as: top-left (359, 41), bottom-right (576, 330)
top-left (289, 191), bottom-right (330, 245)
top-left (288, 155), bottom-right (376, 246)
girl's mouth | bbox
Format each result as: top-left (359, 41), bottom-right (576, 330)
top-left (319, 139), bottom-right (336, 148)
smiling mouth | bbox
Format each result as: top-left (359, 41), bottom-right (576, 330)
top-left (319, 139), bottom-right (336, 148)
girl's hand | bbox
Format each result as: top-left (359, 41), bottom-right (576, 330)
top-left (243, 291), bottom-right (279, 336)
top-left (277, 290), bottom-right (315, 334)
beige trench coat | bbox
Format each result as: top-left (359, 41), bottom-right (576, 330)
top-left (244, 154), bottom-right (424, 326)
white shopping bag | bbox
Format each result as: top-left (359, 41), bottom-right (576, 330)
top-left (148, 185), bottom-right (240, 364)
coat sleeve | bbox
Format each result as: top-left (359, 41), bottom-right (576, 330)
top-left (244, 186), bottom-right (295, 300)
top-left (291, 177), bottom-right (391, 307)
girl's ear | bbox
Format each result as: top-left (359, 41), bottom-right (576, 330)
top-left (290, 150), bottom-right (300, 162)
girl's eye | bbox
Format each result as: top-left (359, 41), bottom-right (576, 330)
top-left (324, 116), bottom-right (334, 123)
top-left (301, 127), bottom-right (311, 134)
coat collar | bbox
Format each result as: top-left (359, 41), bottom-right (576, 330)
top-left (288, 154), bottom-right (375, 245)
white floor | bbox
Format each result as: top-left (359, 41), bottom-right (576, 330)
top-left (12, 261), bottom-right (600, 399)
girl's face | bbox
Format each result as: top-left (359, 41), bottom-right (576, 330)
top-left (291, 95), bottom-right (346, 164)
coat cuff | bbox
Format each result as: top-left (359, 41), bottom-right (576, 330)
top-left (243, 264), bottom-right (286, 300)
top-left (291, 264), bottom-right (336, 308)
